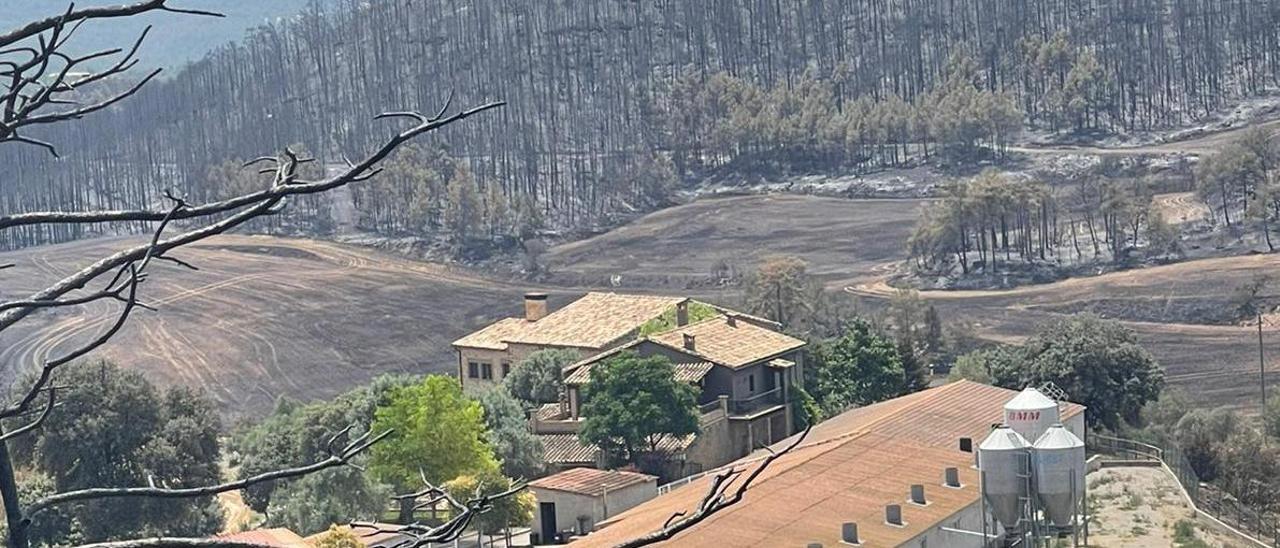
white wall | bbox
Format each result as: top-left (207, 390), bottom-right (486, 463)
top-left (531, 480), bottom-right (658, 538)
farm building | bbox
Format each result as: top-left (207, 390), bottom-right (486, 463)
top-left (528, 467), bottom-right (659, 544)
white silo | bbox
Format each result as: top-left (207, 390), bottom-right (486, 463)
top-left (1004, 387), bottom-right (1059, 443)
top-left (978, 426), bottom-right (1031, 530)
top-left (1033, 424), bottom-right (1087, 527)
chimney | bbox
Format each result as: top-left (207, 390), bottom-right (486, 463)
top-left (885, 504), bottom-right (904, 527)
top-left (524, 292), bottom-right (548, 322)
top-left (944, 467), bottom-right (962, 488)
top-left (725, 314), bottom-right (737, 327)
top-left (682, 333), bottom-right (696, 351)
top-left (676, 300), bottom-right (689, 326)
top-left (841, 522), bottom-right (860, 545)
top-left (959, 437), bottom-right (973, 453)
top-left (909, 484), bottom-right (926, 505)
top-left (806, 544), bottom-right (823, 548)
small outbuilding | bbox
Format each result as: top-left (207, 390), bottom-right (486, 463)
top-left (528, 467), bottom-right (658, 544)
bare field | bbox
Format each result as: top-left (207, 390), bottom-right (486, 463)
top-left (543, 194), bottom-right (925, 288)
top-left (2, 194), bottom-right (1276, 417)
top-left (0, 235), bottom-right (557, 418)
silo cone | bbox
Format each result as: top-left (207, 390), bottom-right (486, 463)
top-left (978, 426), bottom-right (1031, 530)
top-left (1033, 424), bottom-right (1087, 527)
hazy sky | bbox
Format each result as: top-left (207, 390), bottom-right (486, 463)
top-left (0, 1), bottom-right (315, 70)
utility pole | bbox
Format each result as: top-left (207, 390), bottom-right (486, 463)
top-left (1261, 313), bottom-right (1267, 414)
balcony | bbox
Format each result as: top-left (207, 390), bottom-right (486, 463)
top-left (728, 387), bottom-right (784, 416)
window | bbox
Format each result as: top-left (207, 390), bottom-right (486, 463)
top-left (467, 361), bottom-right (480, 378)
top-left (481, 362), bottom-right (494, 380)
top-left (501, 361), bottom-right (511, 378)
top-left (748, 374), bottom-right (755, 392)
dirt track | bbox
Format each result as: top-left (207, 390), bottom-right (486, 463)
top-left (1009, 118), bottom-right (1280, 157)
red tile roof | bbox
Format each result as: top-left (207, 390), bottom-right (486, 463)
top-left (530, 467), bottom-right (657, 497)
top-left (569, 381), bottom-right (1088, 547)
top-left (217, 528), bottom-right (309, 547)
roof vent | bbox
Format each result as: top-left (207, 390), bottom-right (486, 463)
top-left (959, 437), bottom-right (973, 453)
top-left (841, 522), bottom-right (860, 545)
top-left (806, 544), bottom-right (823, 548)
top-left (909, 484), bottom-right (927, 505)
top-left (944, 467), bottom-right (962, 488)
top-left (885, 504), bottom-right (904, 527)
top-left (726, 315), bottom-right (737, 327)
top-left (683, 333), bottom-right (696, 351)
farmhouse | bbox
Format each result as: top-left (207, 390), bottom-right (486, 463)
top-left (451, 292), bottom-right (686, 390)
top-left (530, 312), bottom-right (805, 477)
top-left (566, 380), bottom-right (1087, 548)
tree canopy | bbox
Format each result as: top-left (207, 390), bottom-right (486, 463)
top-left (16, 361), bottom-right (223, 545)
top-left (369, 376), bottom-right (498, 522)
top-left (579, 353), bottom-right (699, 470)
top-left (477, 387), bottom-right (545, 480)
top-left (807, 320), bottom-right (907, 417)
top-left (504, 349), bottom-right (576, 405)
top-left (953, 314), bottom-right (1164, 430)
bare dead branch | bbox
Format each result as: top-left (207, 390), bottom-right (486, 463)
top-left (0, 1), bottom-right (222, 48)
top-left (352, 480), bottom-right (526, 547)
top-left (0, 388), bottom-right (55, 443)
top-left (69, 538), bottom-right (272, 548)
top-left (25, 428), bottom-right (392, 518)
top-left (612, 425), bottom-right (812, 548)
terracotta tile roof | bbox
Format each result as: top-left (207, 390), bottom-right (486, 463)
top-left (564, 360), bottom-right (715, 385)
top-left (451, 317), bottom-right (527, 351)
top-left (536, 403), bottom-right (571, 421)
top-left (305, 524), bottom-right (414, 548)
top-left (569, 433), bottom-right (977, 548)
top-left (649, 315), bottom-right (805, 369)
top-left (217, 528), bottom-right (309, 547)
top-left (453, 292), bottom-right (684, 350)
top-left (529, 467), bottom-right (657, 497)
top-left (541, 434), bottom-right (600, 465)
top-left (570, 381), bottom-right (1088, 548)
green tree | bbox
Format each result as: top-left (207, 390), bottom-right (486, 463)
top-left (808, 320), bottom-right (907, 416)
top-left (477, 387), bottom-right (545, 480)
top-left (579, 353), bottom-right (699, 470)
top-left (889, 289), bottom-right (929, 392)
top-left (310, 526), bottom-right (362, 548)
top-left (265, 468), bottom-right (391, 533)
top-left (948, 346), bottom-right (1021, 385)
top-left (233, 374), bottom-right (415, 519)
top-left (370, 376), bottom-right (498, 523)
top-left (444, 166), bottom-right (483, 243)
top-left (444, 471), bottom-right (535, 544)
top-left (504, 349), bottom-right (576, 405)
top-left (1017, 314), bottom-right (1164, 429)
top-left (18, 361), bottom-right (223, 544)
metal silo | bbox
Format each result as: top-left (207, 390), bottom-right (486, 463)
top-left (1033, 424), bottom-right (1086, 527)
top-left (1004, 387), bottom-right (1059, 443)
top-left (978, 426), bottom-right (1031, 530)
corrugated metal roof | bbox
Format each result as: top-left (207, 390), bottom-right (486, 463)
top-left (529, 467), bottom-right (657, 497)
top-left (569, 381), bottom-right (1088, 547)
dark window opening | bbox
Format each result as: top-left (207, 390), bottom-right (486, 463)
top-left (467, 362), bottom-right (480, 378)
top-left (481, 363), bottom-right (494, 380)
top-left (748, 374), bottom-right (755, 392)
top-left (501, 362), bottom-right (511, 378)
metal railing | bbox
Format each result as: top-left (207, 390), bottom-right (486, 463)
top-left (1090, 433), bottom-right (1277, 546)
top-left (728, 387), bottom-right (783, 415)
